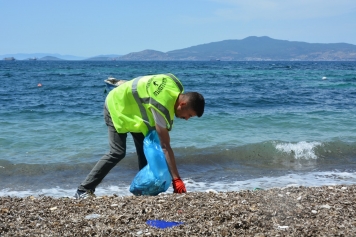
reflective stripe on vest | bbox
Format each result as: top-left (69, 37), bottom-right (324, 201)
top-left (131, 74), bottom-right (183, 131)
top-left (165, 73), bottom-right (183, 92)
top-left (131, 77), bottom-right (155, 131)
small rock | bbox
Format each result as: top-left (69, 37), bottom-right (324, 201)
top-left (278, 226), bottom-right (289, 229)
top-left (1, 208), bottom-right (9, 213)
top-left (84, 214), bottom-right (101, 219)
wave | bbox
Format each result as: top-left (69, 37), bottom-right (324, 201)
top-left (176, 139), bottom-right (356, 160)
top-left (1, 138), bottom-right (355, 198)
top-left (2, 170), bottom-right (356, 198)
top-left (2, 140), bottom-right (355, 174)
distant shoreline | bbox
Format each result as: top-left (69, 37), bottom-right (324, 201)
top-left (2, 36), bottom-right (356, 61)
top-left (2, 59), bottom-right (356, 62)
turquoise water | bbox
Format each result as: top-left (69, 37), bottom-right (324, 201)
top-left (1, 61), bottom-right (356, 197)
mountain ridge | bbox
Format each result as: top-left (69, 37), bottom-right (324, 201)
top-left (118, 36), bottom-right (356, 61)
top-left (2, 36), bottom-right (356, 61)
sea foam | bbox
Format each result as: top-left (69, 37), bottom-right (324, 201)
top-left (275, 141), bottom-right (322, 159)
top-left (2, 170), bottom-right (356, 198)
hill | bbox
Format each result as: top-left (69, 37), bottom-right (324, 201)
top-left (118, 36), bottom-right (356, 61)
top-left (85, 54), bottom-right (122, 61)
top-left (0, 53), bottom-right (85, 60)
top-left (2, 37), bottom-right (356, 61)
top-left (38, 56), bottom-right (64, 61)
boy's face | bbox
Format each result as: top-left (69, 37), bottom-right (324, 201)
top-left (175, 104), bottom-right (196, 120)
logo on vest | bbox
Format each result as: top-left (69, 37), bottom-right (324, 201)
top-left (153, 77), bottom-right (167, 96)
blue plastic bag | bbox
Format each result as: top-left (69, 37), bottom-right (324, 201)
top-left (146, 220), bottom-right (184, 229)
top-left (129, 130), bottom-right (172, 196)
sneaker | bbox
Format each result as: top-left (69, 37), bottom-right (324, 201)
top-left (74, 189), bottom-right (96, 199)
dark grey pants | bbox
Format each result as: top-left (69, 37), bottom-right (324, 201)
top-left (78, 104), bottom-right (147, 192)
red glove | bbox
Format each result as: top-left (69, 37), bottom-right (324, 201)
top-left (172, 178), bottom-right (187, 193)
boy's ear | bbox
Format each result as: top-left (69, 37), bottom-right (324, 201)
top-left (179, 102), bottom-right (187, 109)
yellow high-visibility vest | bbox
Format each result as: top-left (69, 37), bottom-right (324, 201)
top-left (106, 73), bottom-right (184, 135)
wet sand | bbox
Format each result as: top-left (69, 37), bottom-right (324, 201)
top-left (1, 185), bottom-right (356, 236)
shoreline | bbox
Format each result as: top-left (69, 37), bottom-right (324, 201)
top-left (1, 185), bottom-right (356, 236)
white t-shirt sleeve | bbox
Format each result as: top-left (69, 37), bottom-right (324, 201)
top-left (151, 108), bottom-right (167, 128)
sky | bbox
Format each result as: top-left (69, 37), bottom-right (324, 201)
top-left (1, 0), bottom-right (356, 57)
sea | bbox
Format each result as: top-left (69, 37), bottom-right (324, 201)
top-left (1, 61), bottom-right (356, 198)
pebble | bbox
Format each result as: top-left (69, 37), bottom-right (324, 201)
top-left (84, 213), bottom-right (101, 219)
top-left (319, 204), bottom-right (332, 209)
top-left (1, 185), bottom-right (356, 236)
top-left (278, 226), bottom-right (289, 229)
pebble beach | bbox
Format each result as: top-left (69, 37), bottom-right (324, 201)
top-left (1, 185), bottom-right (356, 236)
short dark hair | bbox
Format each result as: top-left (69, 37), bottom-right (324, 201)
top-left (184, 92), bottom-right (205, 117)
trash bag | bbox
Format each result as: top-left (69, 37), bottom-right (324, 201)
top-left (129, 130), bottom-right (172, 196)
